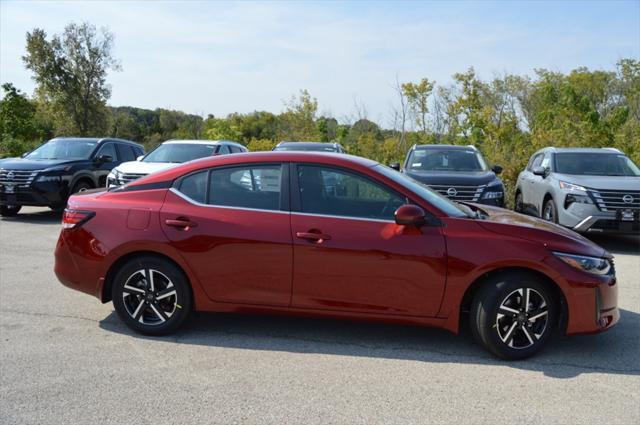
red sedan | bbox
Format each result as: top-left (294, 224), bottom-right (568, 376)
top-left (54, 152), bottom-right (619, 359)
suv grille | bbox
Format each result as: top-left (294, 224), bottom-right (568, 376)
top-left (117, 173), bottom-right (148, 185)
top-left (428, 184), bottom-right (487, 202)
top-left (0, 169), bottom-right (43, 188)
top-left (589, 188), bottom-right (640, 211)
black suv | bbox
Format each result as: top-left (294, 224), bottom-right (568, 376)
top-left (0, 137), bottom-right (144, 216)
top-left (392, 144), bottom-right (505, 207)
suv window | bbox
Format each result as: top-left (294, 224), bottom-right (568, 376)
top-left (209, 165), bottom-right (282, 210)
top-left (297, 165), bottom-right (405, 220)
top-left (117, 144), bottom-right (137, 162)
top-left (540, 154), bottom-right (552, 170)
top-left (229, 145), bottom-right (242, 154)
top-left (95, 143), bottom-right (118, 161)
top-left (217, 145), bottom-right (231, 155)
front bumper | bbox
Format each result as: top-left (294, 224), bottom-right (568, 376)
top-left (572, 214), bottom-right (640, 234)
top-left (0, 183), bottom-right (68, 207)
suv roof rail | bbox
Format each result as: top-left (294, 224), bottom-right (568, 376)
top-left (602, 147), bottom-right (622, 153)
top-left (466, 145), bottom-right (478, 151)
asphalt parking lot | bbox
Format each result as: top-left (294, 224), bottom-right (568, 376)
top-left (0, 207), bottom-right (639, 425)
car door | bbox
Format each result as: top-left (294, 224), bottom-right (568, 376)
top-left (290, 163), bottom-right (447, 317)
top-left (521, 154), bottom-right (542, 211)
top-left (92, 142), bottom-right (120, 185)
top-left (159, 163), bottom-right (293, 306)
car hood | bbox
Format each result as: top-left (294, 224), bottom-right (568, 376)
top-left (554, 173), bottom-right (640, 191)
top-left (113, 161), bottom-right (180, 175)
top-left (405, 170), bottom-right (500, 186)
top-left (471, 204), bottom-right (608, 258)
top-left (0, 157), bottom-right (80, 171)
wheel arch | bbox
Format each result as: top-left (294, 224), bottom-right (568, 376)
top-left (101, 250), bottom-right (193, 304)
top-left (458, 266), bottom-right (568, 333)
top-left (70, 174), bottom-right (97, 190)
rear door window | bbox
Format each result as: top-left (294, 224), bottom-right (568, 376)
top-left (209, 165), bottom-right (282, 211)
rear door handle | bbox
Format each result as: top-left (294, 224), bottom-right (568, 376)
top-left (296, 231), bottom-right (331, 243)
top-left (165, 218), bottom-right (198, 230)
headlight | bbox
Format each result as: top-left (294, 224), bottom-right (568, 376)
top-left (482, 191), bottom-right (503, 199)
top-left (36, 175), bottom-right (62, 182)
top-left (553, 252), bottom-right (612, 275)
top-left (564, 193), bottom-right (593, 208)
top-left (559, 181), bottom-right (586, 191)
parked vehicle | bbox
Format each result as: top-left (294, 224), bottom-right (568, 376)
top-left (107, 139), bottom-right (246, 188)
top-left (55, 152), bottom-right (618, 360)
top-left (0, 137), bottom-right (143, 217)
top-left (515, 147), bottom-right (640, 234)
top-left (392, 144), bottom-right (505, 207)
top-left (273, 141), bottom-right (345, 153)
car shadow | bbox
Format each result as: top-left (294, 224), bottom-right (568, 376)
top-left (586, 234), bottom-right (640, 255)
top-left (0, 208), bottom-right (62, 224)
top-left (99, 308), bottom-right (639, 379)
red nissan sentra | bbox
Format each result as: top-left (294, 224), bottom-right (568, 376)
top-left (54, 152), bottom-right (619, 359)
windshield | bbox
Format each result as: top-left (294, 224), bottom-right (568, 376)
top-left (375, 165), bottom-right (470, 218)
top-left (407, 149), bottom-right (488, 172)
top-left (555, 153), bottom-right (640, 176)
top-left (143, 144), bottom-right (217, 163)
top-left (274, 144), bottom-right (338, 152)
top-left (25, 139), bottom-right (97, 160)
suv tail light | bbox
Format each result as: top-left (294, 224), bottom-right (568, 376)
top-left (62, 209), bottom-right (95, 229)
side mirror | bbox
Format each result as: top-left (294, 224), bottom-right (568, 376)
top-left (491, 165), bottom-right (503, 175)
top-left (136, 155), bottom-right (144, 161)
top-left (532, 166), bottom-right (547, 177)
top-left (95, 154), bottom-right (113, 164)
top-left (389, 162), bottom-right (401, 171)
top-left (394, 204), bottom-right (426, 227)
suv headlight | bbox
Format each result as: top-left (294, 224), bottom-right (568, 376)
top-left (482, 191), bottom-right (503, 199)
top-left (559, 181), bottom-right (587, 191)
top-left (553, 252), bottom-right (612, 275)
top-left (36, 175), bottom-right (62, 182)
top-left (482, 181), bottom-right (504, 199)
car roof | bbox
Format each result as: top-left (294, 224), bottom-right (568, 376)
top-left (163, 139), bottom-right (243, 146)
top-left (413, 144), bottom-right (477, 151)
top-left (133, 151), bottom-right (378, 186)
top-left (50, 137), bottom-right (142, 147)
top-left (276, 141), bottom-right (341, 147)
top-left (540, 147), bottom-right (624, 155)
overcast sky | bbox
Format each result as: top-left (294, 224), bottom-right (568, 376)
top-left (1, 0), bottom-right (638, 124)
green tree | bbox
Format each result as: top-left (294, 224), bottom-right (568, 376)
top-left (279, 89), bottom-right (320, 140)
top-left (23, 22), bottom-right (120, 136)
top-left (402, 78), bottom-right (435, 135)
top-left (0, 83), bottom-right (44, 157)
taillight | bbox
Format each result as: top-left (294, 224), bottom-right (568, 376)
top-left (62, 209), bottom-right (95, 229)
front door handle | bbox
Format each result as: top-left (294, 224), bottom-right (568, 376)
top-left (296, 230), bottom-right (331, 243)
top-left (165, 218), bottom-right (198, 230)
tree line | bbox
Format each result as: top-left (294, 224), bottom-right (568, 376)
top-left (1, 22), bottom-right (638, 205)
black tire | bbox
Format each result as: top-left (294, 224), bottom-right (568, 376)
top-left (0, 205), bottom-right (22, 217)
top-left (112, 256), bottom-right (192, 336)
top-left (542, 198), bottom-right (558, 223)
top-left (514, 191), bottom-right (523, 213)
top-left (71, 180), bottom-right (92, 194)
top-left (470, 272), bottom-right (557, 360)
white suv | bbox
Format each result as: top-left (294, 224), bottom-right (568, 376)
top-left (106, 140), bottom-right (247, 188)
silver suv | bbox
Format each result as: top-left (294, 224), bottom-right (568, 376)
top-left (515, 147), bottom-right (640, 234)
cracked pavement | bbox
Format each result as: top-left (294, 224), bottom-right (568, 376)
top-left (1, 207), bottom-right (639, 424)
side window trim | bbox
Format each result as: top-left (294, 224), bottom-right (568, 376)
top-left (173, 163), bottom-right (290, 212)
top-left (290, 162), bottom-right (407, 220)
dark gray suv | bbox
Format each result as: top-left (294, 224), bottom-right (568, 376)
top-left (515, 147), bottom-right (640, 234)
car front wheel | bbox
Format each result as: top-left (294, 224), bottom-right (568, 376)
top-left (112, 256), bottom-right (192, 335)
top-left (471, 272), bottom-right (556, 360)
top-left (542, 198), bottom-right (558, 223)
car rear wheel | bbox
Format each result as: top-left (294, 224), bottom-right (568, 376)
top-left (542, 198), bottom-right (558, 223)
top-left (470, 272), bottom-right (556, 360)
top-left (112, 256), bottom-right (192, 335)
top-left (0, 205), bottom-right (21, 217)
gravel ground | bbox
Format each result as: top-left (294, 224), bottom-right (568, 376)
top-left (1, 207), bottom-right (639, 425)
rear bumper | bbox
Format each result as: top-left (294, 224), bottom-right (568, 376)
top-left (54, 230), bottom-right (104, 300)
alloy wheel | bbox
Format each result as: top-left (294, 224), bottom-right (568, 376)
top-left (122, 269), bottom-right (178, 325)
top-left (543, 204), bottom-right (554, 221)
top-left (495, 288), bottom-right (549, 349)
